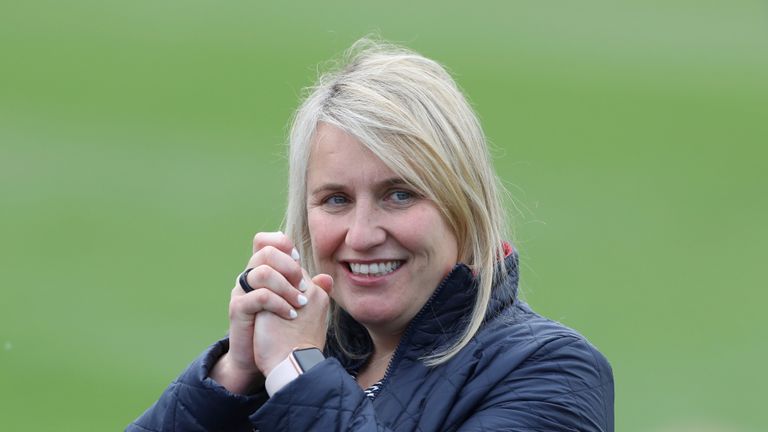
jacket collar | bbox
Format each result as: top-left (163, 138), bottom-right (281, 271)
top-left (402, 251), bottom-right (519, 354)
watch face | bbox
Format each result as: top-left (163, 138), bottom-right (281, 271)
top-left (293, 348), bottom-right (325, 372)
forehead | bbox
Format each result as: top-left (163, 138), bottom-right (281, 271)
top-left (307, 123), bottom-right (399, 185)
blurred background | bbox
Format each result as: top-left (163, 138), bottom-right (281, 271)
top-left (1, 0), bottom-right (766, 430)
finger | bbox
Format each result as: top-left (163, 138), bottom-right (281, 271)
top-left (252, 231), bottom-right (300, 262)
top-left (231, 288), bottom-right (298, 321)
top-left (312, 274), bottom-right (334, 295)
top-left (246, 245), bottom-right (306, 291)
top-left (245, 264), bottom-right (308, 309)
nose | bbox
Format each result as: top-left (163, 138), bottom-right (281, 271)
top-left (344, 199), bottom-right (386, 251)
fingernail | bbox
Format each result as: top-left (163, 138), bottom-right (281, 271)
top-left (291, 248), bottom-right (300, 261)
top-left (289, 309), bottom-right (298, 319)
top-left (299, 279), bottom-right (310, 292)
top-left (297, 294), bottom-right (308, 306)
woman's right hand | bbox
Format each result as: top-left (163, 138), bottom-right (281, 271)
top-left (209, 232), bottom-right (310, 395)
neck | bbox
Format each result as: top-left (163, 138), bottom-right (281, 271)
top-left (366, 326), bottom-right (403, 361)
top-left (355, 330), bottom-right (400, 389)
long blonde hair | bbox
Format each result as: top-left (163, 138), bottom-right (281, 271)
top-left (284, 38), bottom-right (509, 365)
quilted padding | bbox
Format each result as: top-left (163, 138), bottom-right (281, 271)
top-left (128, 254), bottom-right (614, 431)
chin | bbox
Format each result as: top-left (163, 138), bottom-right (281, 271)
top-left (346, 304), bottom-right (398, 327)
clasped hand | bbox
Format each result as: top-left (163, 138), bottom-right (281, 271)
top-left (210, 232), bottom-right (333, 395)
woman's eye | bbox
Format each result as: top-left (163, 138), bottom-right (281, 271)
top-left (324, 194), bottom-right (348, 206)
top-left (389, 190), bottom-right (414, 204)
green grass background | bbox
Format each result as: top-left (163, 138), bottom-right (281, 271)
top-left (2, 1), bottom-right (766, 430)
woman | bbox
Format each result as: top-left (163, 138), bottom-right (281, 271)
top-left (128, 39), bottom-right (614, 431)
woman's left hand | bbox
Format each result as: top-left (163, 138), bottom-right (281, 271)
top-left (252, 272), bottom-right (333, 376)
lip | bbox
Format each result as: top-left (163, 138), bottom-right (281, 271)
top-left (340, 259), bottom-right (405, 286)
top-left (342, 258), bottom-right (406, 264)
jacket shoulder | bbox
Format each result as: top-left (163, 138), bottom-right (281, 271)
top-left (477, 300), bottom-right (613, 384)
top-left (460, 301), bottom-right (614, 430)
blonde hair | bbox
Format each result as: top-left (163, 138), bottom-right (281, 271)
top-left (284, 39), bottom-right (509, 366)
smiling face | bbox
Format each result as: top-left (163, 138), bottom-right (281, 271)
top-left (306, 123), bottom-right (459, 336)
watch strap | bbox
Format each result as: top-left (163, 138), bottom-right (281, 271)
top-left (264, 347), bottom-right (324, 396)
top-left (265, 354), bottom-right (301, 397)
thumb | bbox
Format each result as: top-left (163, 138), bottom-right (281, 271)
top-left (311, 274), bottom-right (334, 295)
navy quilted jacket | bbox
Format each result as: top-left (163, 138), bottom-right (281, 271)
top-left (128, 254), bottom-right (614, 431)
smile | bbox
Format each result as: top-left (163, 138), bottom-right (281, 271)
top-left (347, 261), bottom-right (403, 277)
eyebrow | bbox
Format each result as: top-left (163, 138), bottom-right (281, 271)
top-left (309, 177), bottom-right (409, 195)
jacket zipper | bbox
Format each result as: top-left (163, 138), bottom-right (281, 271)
top-left (375, 264), bottom-right (467, 395)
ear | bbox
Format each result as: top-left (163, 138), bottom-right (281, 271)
top-left (311, 274), bottom-right (334, 295)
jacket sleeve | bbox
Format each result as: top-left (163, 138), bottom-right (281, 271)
top-left (456, 335), bottom-right (614, 432)
top-left (126, 339), bottom-right (268, 432)
top-left (249, 358), bottom-right (393, 432)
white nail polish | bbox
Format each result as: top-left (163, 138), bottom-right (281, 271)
top-left (291, 248), bottom-right (300, 261)
top-left (299, 279), bottom-right (309, 292)
top-left (297, 294), bottom-right (308, 306)
top-left (289, 309), bottom-right (298, 319)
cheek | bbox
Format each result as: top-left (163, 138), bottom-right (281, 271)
top-left (402, 212), bottom-right (459, 272)
top-left (307, 210), bottom-right (340, 265)
top-left (396, 207), bottom-right (452, 252)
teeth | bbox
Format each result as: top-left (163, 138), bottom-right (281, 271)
top-left (349, 261), bottom-right (402, 276)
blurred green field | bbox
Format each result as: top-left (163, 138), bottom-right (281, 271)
top-left (1, 1), bottom-right (766, 430)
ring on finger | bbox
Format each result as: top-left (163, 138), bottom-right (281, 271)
top-left (239, 268), bottom-right (255, 293)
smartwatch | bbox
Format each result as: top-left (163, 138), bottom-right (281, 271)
top-left (264, 347), bottom-right (325, 396)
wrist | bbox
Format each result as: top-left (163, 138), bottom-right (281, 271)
top-left (210, 353), bottom-right (265, 395)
